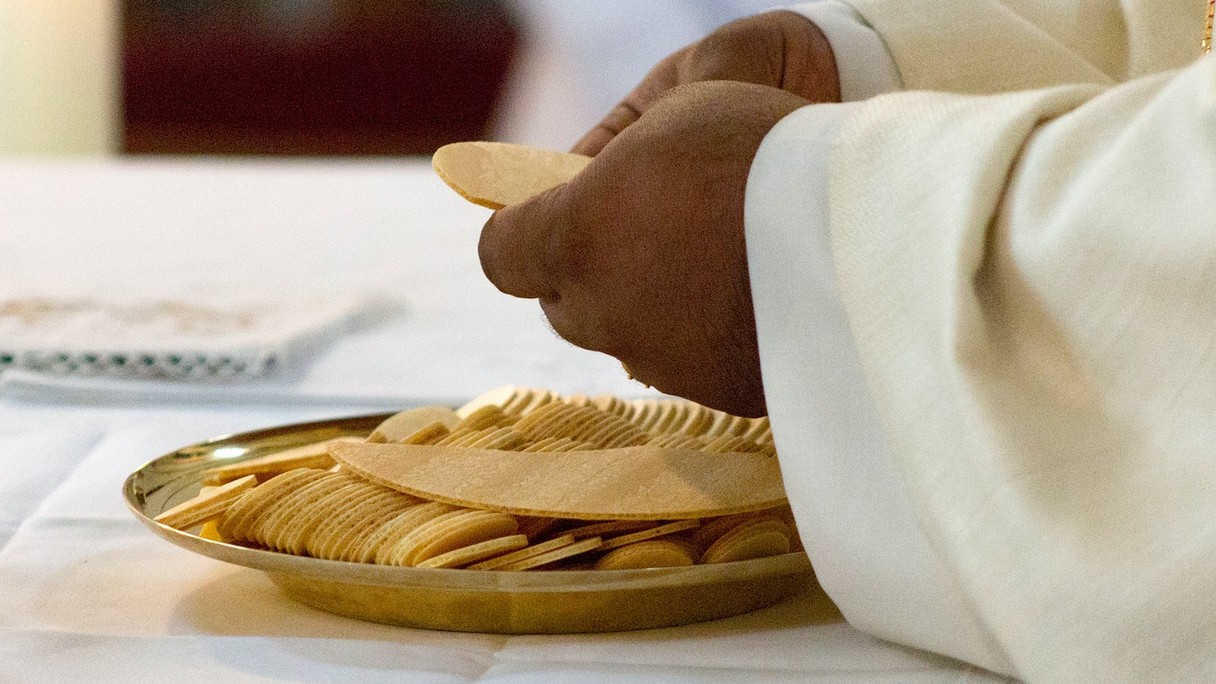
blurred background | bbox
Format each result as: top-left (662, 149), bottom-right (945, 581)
top-left (0, 0), bottom-right (784, 157)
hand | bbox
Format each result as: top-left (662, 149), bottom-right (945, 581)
top-left (572, 10), bottom-right (839, 156)
top-left (479, 81), bottom-right (811, 417)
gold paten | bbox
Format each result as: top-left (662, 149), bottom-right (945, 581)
top-left (124, 413), bottom-right (816, 633)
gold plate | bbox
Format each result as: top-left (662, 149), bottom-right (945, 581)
top-left (123, 413), bottom-right (815, 633)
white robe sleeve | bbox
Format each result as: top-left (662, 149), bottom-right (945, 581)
top-left (784, 1), bottom-right (903, 100)
top-left (748, 42), bottom-right (1216, 682)
top-left (746, 104), bottom-right (1016, 676)
top-left (845, 0), bottom-right (1199, 92)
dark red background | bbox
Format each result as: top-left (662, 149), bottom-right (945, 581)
top-left (122, 1), bottom-right (519, 155)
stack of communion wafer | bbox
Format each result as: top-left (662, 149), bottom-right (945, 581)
top-left (154, 386), bottom-right (799, 571)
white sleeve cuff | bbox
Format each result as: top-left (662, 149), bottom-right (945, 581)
top-left (785, 1), bottom-right (902, 101)
top-left (744, 103), bottom-right (1013, 676)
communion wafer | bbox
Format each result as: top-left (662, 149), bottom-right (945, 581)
top-left (330, 497), bottom-right (422, 562)
top-left (217, 468), bottom-right (327, 540)
top-left (255, 476), bottom-right (364, 550)
top-left (379, 508), bottom-right (494, 566)
top-left (455, 385), bottom-right (522, 419)
top-left (513, 401), bottom-right (579, 440)
top-left (452, 404), bottom-right (513, 432)
top-left (366, 501), bottom-right (460, 565)
top-left (255, 473), bottom-right (356, 552)
top-left (432, 142), bottom-right (591, 210)
top-left (417, 534), bottom-right (530, 569)
top-left (317, 495), bottom-right (420, 561)
top-left (434, 427), bottom-right (485, 447)
top-left (466, 534), bottom-right (578, 570)
top-left (330, 441), bottom-right (788, 521)
top-left (153, 474), bottom-right (257, 530)
top-left (558, 519), bottom-right (656, 540)
top-left (367, 406), bottom-right (460, 443)
top-left (594, 539), bottom-right (696, 570)
top-left (399, 420), bottom-right (452, 446)
top-left (383, 508), bottom-right (520, 566)
top-left (688, 511), bottom-right (770, 555)
top-left (303, 483), bottom-right (407, 560)
top-left (469, 427), bottom-right (527, 450)
top-left (676, 403), bottom-right (713, 437)
top-left (493, 536), bottom-right (604, 571)
top-left (279, 484), bottom-right (389, 559)
top-left (201, 438), bottom-right (359, 485)
top-left (597, 519), bottom-right (700, 551)
top-left (160, 387), bottom-right (802, 574)
top-left (514, 388), bottom-right (558, 415)
top-left (700, 517), bottom-right (791, 564)
top-left (515, 515), bottom-right (562, 540)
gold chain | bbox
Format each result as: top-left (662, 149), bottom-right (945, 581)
top-left (1206, 0), bottom-right (1214, 53)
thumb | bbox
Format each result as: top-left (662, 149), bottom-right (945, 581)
top-left (478, 183), bottom-right (574, 301)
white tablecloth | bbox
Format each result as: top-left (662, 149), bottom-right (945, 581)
top-left (0, 159), bottom-right (1004, 682)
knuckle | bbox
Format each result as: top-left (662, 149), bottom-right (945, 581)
top-left (477, 212), bottom-right (515, 294)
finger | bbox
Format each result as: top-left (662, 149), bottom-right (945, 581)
top-left (570, 47), bottom-right (686, 156)
top-left (477, 183), bottom-right (573, 301)
top-left (570, 101), bottom-right (641, 157)
top-left (683, 11), bottom-right (839, 103)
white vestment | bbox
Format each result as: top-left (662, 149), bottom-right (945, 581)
top-left (746, 1), bottom-right (1216, 681)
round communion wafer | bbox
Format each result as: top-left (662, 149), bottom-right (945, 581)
top-left (367, 406), bottom-right (460, 444)
top-left (303, 483), bottom-right (407, 560)
top-left (154, 474), bottom-right (258, 530)
top-left (311, 496), bottom-right (409, 561)
top-left (513, 401), bottom-right (579, 440)
top-left (255, 473), bottom-right (356, 552)
top-left (513, 388), bottom-right (558, 415)
top-left (646, 433), bottom-right (706, 450)
top-left (520, 437), bottom-right (560, 452)
top-left (699, 516), bottom-right (791, 564)
top-left (432, 142), bottom-right (591, 210)
top-left (383, 508), bottom-right (519, 567)
top-left (702, 435), bottom-right (758, 454)
top-left (469, 427), bottom-right (527, 450)
top-left (466, 534), bottom-right (578, 570)
top-left (688, 511), bottom-right (762, 555)
top-left (597, 519), bottom-right (700, 551)
top-left (368, 504), bottom-right (455, 565)
top-left (557, 519), bottom-right (656, 540)
top-left (456, 385), bottom-right (522, 419)
top-left (330, 441), bottom-right (788, 521)
top-left (675, 403), bottom-right (713, 437)
top-left (453, 404), bottom-right (513, 432)
top-left (594, 539), bottom-right (696, 570)
top-left (201, 438), bottom-right (358, 485)
top-left (434, 427), bottom-right (485, 447)
top-left (493, 536), bottom-right (604, 571)
top-left (742, 416), bottom-right (772, 442)
top-left (417, 534), bottom-right (530, 569)
top-left (329, 496), bottom-right (422, 562)
top-left (590, 393), bottom-right (626, 416)
top-left (398, 420), bottom-right (452, 446)
top-left (259, 477), bottom-right (368, 551)
top-left (457, 428), bottom-right (504, 448)
top-left (537, 438), bottom-right (591, 452)
top-left (581, 414), bottom-right (648, 449)
top-left (364, 502), bottom-right (459, 565)
top-left (649, 401), bottom-right (688, 435)
top-left (218, 468), bottom-right (327, 541)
